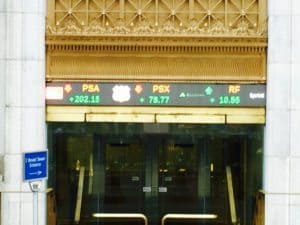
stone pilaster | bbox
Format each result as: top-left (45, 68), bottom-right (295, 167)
top-left (265, 0), bottom-right (300, 225)
top-left (0, 1), bottom-right (46, 225)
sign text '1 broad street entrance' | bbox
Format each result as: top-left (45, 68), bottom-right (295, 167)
top-left (46, 82), bottom-right (266, 107)
top-left (24, 151), bottom-right (48, 181)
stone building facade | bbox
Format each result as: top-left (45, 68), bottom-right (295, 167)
top-left (0, 0), bottom-right (299, 225)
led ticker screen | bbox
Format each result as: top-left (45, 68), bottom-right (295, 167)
top-left (46, 82), bottom-right (266, 107)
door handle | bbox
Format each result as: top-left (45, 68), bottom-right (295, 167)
top-left (143, 187), bottom-right (152, 192)
top-left (158, 187), bottom-right (167, 193)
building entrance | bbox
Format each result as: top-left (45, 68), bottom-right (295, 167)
top-left (92, 134), bottom-right (211, 224)
top-left (48, 123), bottom-right (263, 225)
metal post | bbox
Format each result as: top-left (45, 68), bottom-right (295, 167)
top-left (29, 181), bottom-right (42, 225)
top-left (33, 192), bottom-right (38, 225)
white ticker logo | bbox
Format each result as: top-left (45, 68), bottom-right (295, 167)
top-left (46, 86), bottom-right (63, 100)
top-left (112, 85), bottom-right (131, 103)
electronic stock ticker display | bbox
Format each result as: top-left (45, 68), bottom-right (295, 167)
top-left (46, 82), bottom-right (266, 107)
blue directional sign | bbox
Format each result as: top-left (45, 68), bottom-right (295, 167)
top-left (24, 151), bottom-right (48, 181)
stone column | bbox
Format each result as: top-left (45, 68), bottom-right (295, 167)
top-left (0, 1), bottom-right (46, 225)
top-left (266, 0), bottom-right (300, 225)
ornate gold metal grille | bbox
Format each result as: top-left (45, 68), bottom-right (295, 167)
top-left (47, 0), bottom-right (267, 36)
top-left (46, 0), bottom-right (267, 82)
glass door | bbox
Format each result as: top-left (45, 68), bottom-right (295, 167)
top-left (102, 139), bottom-right (145, 213)
top-left (81, 135), bottom-right (146, 224)
top-left (158, 138), bottom-right (199, 213)
top-left (89, 135), bottom-right (215, 225)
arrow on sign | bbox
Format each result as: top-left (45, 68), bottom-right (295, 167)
top-left (29, 171), bottom-right (42, 176)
